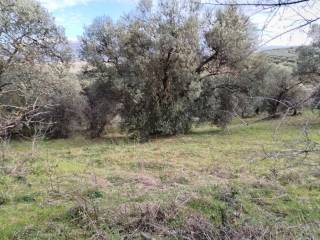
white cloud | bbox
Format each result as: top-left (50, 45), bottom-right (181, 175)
top-left (38, 0), bottom-right (98, 11)
top-left (249, 0), bottom-right (320, 47)
top-left (38, 0), bottom-right (137, 11)
top-left (40, 0), bottom-right (320, 47)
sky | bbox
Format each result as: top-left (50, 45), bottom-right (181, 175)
top-left (38, 0), bottom-right (138, 42)
top-left (38, 0), bottom-right (320, 48)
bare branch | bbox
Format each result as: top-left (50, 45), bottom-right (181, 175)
top-left (194, 0), bottom-right (310, 7)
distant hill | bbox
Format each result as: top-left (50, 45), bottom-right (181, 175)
top-left (262, 47), bottom-right (298, 58)
top-left (261, 47), bottom-right (299, 66)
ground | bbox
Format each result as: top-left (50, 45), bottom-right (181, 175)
top-left (0, 113), bottom-right (319, 239)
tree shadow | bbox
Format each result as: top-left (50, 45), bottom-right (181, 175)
top-left (187, 128), bottom-right (224, 136)
top-left (99, 135), bottom-right (134, 145)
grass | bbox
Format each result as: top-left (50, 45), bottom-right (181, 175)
top-left (0, 112), bottom-right (319, 239)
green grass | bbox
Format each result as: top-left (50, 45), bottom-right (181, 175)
top-left (0, 113), bottom-right (319, 239)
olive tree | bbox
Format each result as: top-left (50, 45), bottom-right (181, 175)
top-left (297, 24), bottom-right (320, 79)
top-left (0, 0), bottom-right (83, 138)
top-left (194, 54), bottom-right (269, 126)
top-left (81, 0), bottom-right (201, 139)
top-left (297, 24), bottom-right (320, 110)
top-left (0, 64), bottom-right (86, 138)
top-left (81, 0), bottom-right (256, 139)
top-left (0, 0), bottom-right (70, 69)
top-left (297, 47), bottom-right (320, 79)
top-left (259, 64), bottom-right (305, 116)
top-left (196, 5), bottom-right (255, 77)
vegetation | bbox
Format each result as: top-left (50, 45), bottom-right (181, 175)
top-left (1, 0), bottom-right (320, 239)
top-left (296, 23), bottom-right (320, 111)
top-left (0, 0), bottom-right (83, 139)
top-left (1, 0), bottom-right (317, 139)
top-left (80, 1), bottom-right (255, 139)
top-left (0, 113), bottom-right (319, 239)
top-left (262, 47), bottom-right (298, 67)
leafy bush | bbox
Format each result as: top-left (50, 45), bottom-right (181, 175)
top-left (1, 65), bottom-right (86, 138)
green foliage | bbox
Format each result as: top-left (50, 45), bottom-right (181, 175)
top-left (0, 0), bottom-right (71, 67)
top-left (84, 189), bottom-right (104, 199)
top-left (296, 24), bottom-right (320, 78)
top-left (81, 0), bottom-right (256, 138)
top-left (83, 78), bottom-right (122, 138)
top-left (194, 75), bottom-right (236, 128)
top-left (15, 195), bottom-right (36, 203)
top-left (201, 5), bottom-right (255, 74)
top-left (0, 0), bottom-right (85, 138)
top-left (0, 64), bottom-right (86, 138)
top-left (260, 64), bottom-right (304, 116)
top-left (297, 46), bottom-right (320, 77)
top-left (81, 0), bottom-right (200, 138)
top-left (296, 24), bottom-right (320, 112)
top-left (194, 54), bottom-right (271, 124)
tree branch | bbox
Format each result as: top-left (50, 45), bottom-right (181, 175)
top-left (194, 0), bottom-right (310, 7)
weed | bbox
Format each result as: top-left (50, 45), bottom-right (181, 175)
top-left (84, 189), bottom-right (104, 199)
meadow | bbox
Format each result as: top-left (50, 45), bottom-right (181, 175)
top-left (0, 113), bottom-right (319, 239)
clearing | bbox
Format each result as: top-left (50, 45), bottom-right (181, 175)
top-left (0, 113), bottom-right (319, 239)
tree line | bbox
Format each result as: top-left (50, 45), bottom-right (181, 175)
top-left (0, 0), bottom-right (319, 141)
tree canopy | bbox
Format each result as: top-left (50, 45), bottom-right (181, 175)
top-left (0, 0), bottom-right (79, 138)
top-left (81, 0), bottom-right (256, 139)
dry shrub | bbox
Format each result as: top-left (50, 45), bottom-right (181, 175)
top-left (179, 214), bottom-right (218, 240)
top-left (220, 223), bottom-right (308, 240)
top-left (179, 221), bottom-right (301, 240)
top-left (66, 194), bottom-right (319, 240)
top-left (67, 196), bottom-right (108, 240)
top-left (110, 202), bottom-right (177, 237)
top-left (12, 222), bottom-right (85, 240)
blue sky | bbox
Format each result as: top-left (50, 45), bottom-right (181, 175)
top-left (54, 2), bottom-right (134, 40)
top-left (39, 0), bottom-right (137, 41)
top-left (38, 0), bottom-right (319, 47)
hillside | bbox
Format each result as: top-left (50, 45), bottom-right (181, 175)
top-left (262, 47), bottom-right (299, 66)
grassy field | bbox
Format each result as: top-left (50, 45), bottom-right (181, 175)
top-left (0, 113), bottom-right (319, 239)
